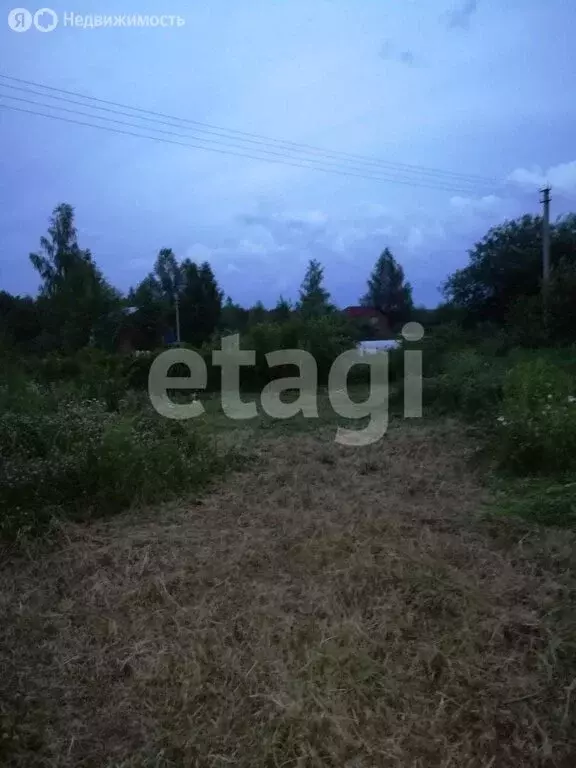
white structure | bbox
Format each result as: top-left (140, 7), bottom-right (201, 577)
top-left (357, 339), bottom-right (400, 355)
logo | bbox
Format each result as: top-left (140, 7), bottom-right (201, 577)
top-left (8, 8), bottom-right (32, 31)
top-left (147, 324), bottom-right (425, 447)
top-left (34, 7), bottom-right (58, 31)
top-left (7, 7), bottom-right (58, 32)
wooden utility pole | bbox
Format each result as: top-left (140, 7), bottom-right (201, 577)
top-left (540, 185), bottom-right (551, 327)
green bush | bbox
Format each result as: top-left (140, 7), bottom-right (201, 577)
top-left (492, 358), bottom-right (576, 475)
top-left (0, 391), bottom-right (222, 542)
top-left (425, 349), bottom-right (505, 419)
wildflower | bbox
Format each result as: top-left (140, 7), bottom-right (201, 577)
top-left (568, 396), bottom-right (576, 404)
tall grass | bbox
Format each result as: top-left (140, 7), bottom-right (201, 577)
top-left (0, 379), bottom-right (224, 543)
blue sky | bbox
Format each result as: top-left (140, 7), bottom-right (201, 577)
top-left (1, 0), bottom-right (576, 307)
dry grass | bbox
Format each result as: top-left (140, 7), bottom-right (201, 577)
top-left (1, 420), bottom-right (576, 767)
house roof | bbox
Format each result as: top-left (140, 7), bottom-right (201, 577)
top-left (344, 306), bottom-right (387, 319)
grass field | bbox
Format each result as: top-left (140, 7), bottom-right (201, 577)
top-left (1, 401), bottom-right (576, 766)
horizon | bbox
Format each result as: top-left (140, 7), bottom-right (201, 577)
top-left (2, 0), bottom-right (575, 306)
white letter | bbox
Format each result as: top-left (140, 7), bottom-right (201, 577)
top-left (401, 322), bottom-right (424, 418)
top-left (176, 16), bottom-right (185, 26)
top-left (261, 349), bottom-right (318, 419)
top-left (148, 349), bottom-right (206, 420)
top-left (329, 349), bottom-right (389, 446)
top-left (213, 334), bottom-right (257, 420)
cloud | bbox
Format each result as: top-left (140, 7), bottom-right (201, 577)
top-left (379, 40), bottom-right (418, 67)
top-left (445, 0), bottom-right (479, 30)
top-left (449, 194), bottom-right (502, 211)
top-left (508, 161), bottom-right (576, 196)
top-left (184, 191), bottom-right (530, 307)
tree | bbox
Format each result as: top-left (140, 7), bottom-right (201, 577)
top-left (0, 291), bottom-right (42, 352)
top-left (442, 213), bottom-right (576, 325)
top-left (248, 300), bottom-right (268, 327)
top-left (298, 259), bottom-right (333, 318)
top-left (179, 259), bottom-right (223, 345)
top-left (361, 248), bottom-right (413, 328)
top-left (127, 275), bottom-right (166, 349)
top-left (154, 248), bottom-right (182, 302)
top-left (29, 203), bottom-right (120, 352)
top-left (221, 296), bottom-right (249, 334)
top-left (272, 296), bottom-right (292, 323)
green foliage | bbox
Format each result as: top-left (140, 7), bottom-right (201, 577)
top-left (492, 359), bottom-right (576, 476)
top-left (495, 478), bottom-right (576, 528)
top-left (221, 297), bottom-right (249, 333)
top-left (29, 203), bottom-right (122, 353)
top-left (425, 349), bottom-right (505, 419)
top-left (443, 213), bottom-right (576, 327)
top-left (361, 247), bottom-right (413, 327)
top-left (0, 292), bottom-right (42, 352)
top-left (179, 260), bottom-right (223, 345)
top-left (244, 314), bottom-right (358, 385)
top-left (272, 296), bottom-right (293, 323)
top-left (0, 384), bottom-right (221, 542)
top-left (298, 259), bottom-right (334, 318)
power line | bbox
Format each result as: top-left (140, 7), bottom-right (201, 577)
top-left (0, 72), bottom-right (502, 188)
top-left (0, 92), bottom-right (494, 193)
top-left (0, 80), bottom-right (496, 189)
top-left (2, 101), bottom-right (495, 194)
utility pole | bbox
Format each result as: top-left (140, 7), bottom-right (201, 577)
top-left (174, 292), bottom-right (181, 345)
top-left (540, 185), bottom-right (551, 328)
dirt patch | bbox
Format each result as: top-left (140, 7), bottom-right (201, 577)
top-left (1, 421), bottom-right (575, 766)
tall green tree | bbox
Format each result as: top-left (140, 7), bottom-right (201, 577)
top-left (443, 213), bottom-right (576, 325)
top-left (29, 203), bottom-right (120, 352)
top-left (361, 248), bottom-right (413, 327)
top-left (298, 259), bottom-right (333, 318)
top-left (179, 259), bottom-right (223, 345)
top-left (154, 248), bottom-right (182, 301)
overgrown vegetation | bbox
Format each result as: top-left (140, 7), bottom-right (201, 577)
top-left (3, 201), bottom-right (576, 765)
top-left (3, 203), bottom-right (576, 536)
top-left (0, 379), bottom-right (224, 544)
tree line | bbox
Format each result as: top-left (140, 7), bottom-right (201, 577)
top-left (3, 201), bottom-right (575, 357)
top-left (0, 203), bottom-right (415, 355)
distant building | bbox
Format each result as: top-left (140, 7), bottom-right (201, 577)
top-left (357, 339), bottom-right (400, 354)
top-left (343, 306), bottom-right (392, 339)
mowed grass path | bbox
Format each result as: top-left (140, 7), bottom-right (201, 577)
top-left (1, 410), bottom-right (576, 766)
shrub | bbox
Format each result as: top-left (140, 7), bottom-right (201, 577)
top-left (492, 358), bottom-right (576, 475)
top-left (0, 392), bottom-right (222, 542)
top-left (425, 349), bottom-right (505, 420)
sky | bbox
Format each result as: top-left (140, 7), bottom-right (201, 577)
top-left (1, 0), bottom-right (576, 308)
